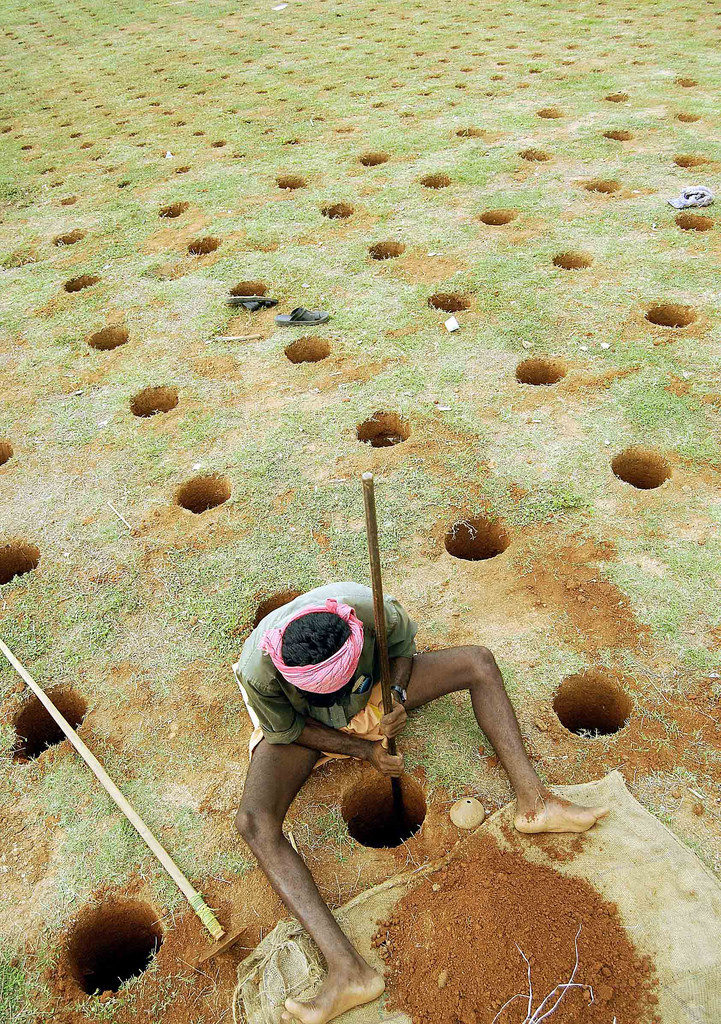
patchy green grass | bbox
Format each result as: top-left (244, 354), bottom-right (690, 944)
top-left (1, 0), bottom-right (720, 1016)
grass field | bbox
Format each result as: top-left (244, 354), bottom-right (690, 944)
top-left (1, 0), bottom-right (720, 1019)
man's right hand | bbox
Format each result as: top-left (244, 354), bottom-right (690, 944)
top-left (366, 741), bottom-right (404, 777)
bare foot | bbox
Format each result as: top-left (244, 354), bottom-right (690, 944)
top-left (514, 791), bottom-right (609, 834)
top-left (281, 965), bottom-right (385, 1024)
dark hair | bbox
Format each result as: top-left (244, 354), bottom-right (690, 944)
top-left (281, 611), bottom-right (351, 667)
top-left (281, 612), bottom-right (354, 707)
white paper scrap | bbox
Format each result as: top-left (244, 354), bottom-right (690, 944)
top-left (445, 316), bottom-right (460, 332)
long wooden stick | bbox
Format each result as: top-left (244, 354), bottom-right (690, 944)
top-left (361, 472), bottom-right (405, 821)
top-left (0, 638), bottom-right (224, 941)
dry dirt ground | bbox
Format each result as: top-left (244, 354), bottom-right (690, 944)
top-left (0, 0), bottom-right (720, 1019)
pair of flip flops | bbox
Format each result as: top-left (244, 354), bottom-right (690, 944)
top-left (275, 306), bottom-right (330, 326)
top-left (227, 295), bottom-right (278, 311)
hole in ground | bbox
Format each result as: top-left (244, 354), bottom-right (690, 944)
top-left (675, 77), bottom-right (697, 87)
top-left (583, 178), bottom-right (620, 194)
top-left (675, 212), bottom-right (714, 231)
top-left (552, 250), bottom-right (593, 270)
top-left (603, 129), bottom-right (633, 141)
top-left (253, 590), bottom-right (303, 628)
top-left (428, 292), bottom-right (470, 313)
top-left (88, 327), bottom-right (128, 351)
top-left (420, 172), bottom-right (451, 189)
top-left (604, 92), bottom-right (629, 102)
top-left (65, 898), bottom-right (163, 995)
top-left (444, 517), bottom-right (509, 560)
top-left (0, 440), bottom-right (13, 466)
top-left (553, 668), bottom-right (632, 737)
top-left (13, 687), bottom-right (87, 761)
top-left (0, 541), bottom-right (40, 585)
top-left (368, 241), bottom-right (405, 260)
top-left (321, 202), bottom-right (354, 219)
top-left (64, 275), bottom-right (100, 292)
top-left (359, 151), bottom-right (389, 166)
top-left (645, 303), bottom-right (696, 328)
top-left (53, 229), bottom-right (85, 245)
top-left (519, 148), bottom-right (550, 162)
top-left (357, 411), bottom-right (410, 447)
top-left (187, 236), bottom-right (220, 255)
top-left (285, 336), bottom-right (330, 363)
top-left (456, 126), bottom-right (484, 137)
top-left (674, 153), bottom-right (709, 168)
top-left (175, 474), bottom-right (231, 513)
top-left (230, 280), bottom-right (268, 296)
top-left (516, 356), bottom-right (567, 385)
top-left (676, 112), bottom-right (700, 123)
top-left (479, 208), bottom-right (518, 225)
top-left (536, 106), bottom-right (563, 118)
top-left (611, 447), bottom-right (670, 489)
top-left (159, 201), bottom-right (189, 218)
top-left (342, 772), bottom-right (426, 848)
top-left (130, 386), bottom-right (178, 417)
top-left (276, 174), bottom-right (307, 190)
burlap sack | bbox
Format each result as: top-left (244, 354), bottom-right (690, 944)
top-left (234, 772), bottom-right (721, 1024)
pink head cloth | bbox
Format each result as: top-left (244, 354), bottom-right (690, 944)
top-left (259, 598), bottom-right (364, 694)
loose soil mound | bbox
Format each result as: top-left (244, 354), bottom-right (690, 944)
top-left (64, 897), bottom-right (163, 995)
top-left (357, 411), bottom-right (410, 447)
top-left (553, 668), bottom-right (633, 737)
top-left (13, 687), bottom-right (87, 761)
top-left (376, 835), bottom-right (658, 1024)
top-left (0, 541), bottom-right (40, 585)
top-left (174, 474), bottom-right (231, 513)
top-left (611, 447), bottom-right (670, 489)
top-left (342, 772), bottom-right (426, 848)
top-left (0, 440), bottom-right (13, 466)
top-left (130, 385), bottom-right (178, 417)
top-left (285, 336), bottom-right (331, 363)
top-left (445, 517), bottom-right (509, 560)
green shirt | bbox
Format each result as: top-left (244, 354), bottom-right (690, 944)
top-left (233, 582), bottom-right (417, 744)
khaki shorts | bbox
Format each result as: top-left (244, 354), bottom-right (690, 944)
top-left (242, 681), bottom-right (387, 769)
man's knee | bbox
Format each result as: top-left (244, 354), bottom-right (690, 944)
top-left (466, 645), bottom-right (499, 686)
top-left (235, 805), bottom-right (280, 847)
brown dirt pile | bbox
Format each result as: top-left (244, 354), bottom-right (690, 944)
top-left (374, 835), bottom-right (658, 1024)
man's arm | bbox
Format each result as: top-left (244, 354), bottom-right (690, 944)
top-left (295, 719), bottom-right (404, 776)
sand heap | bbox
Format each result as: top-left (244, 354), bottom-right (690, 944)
top-left (374, 835), bottom-right (659, 1024)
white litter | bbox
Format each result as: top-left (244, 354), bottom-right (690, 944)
top-left (521, 339), bottom-right (533, 349)
top-left (445, 316), bottom-right (460, 332)
top-left (273, 3), bottom-right (288, 9)
top-left (600, 342), bottom-right (611, 349)
top-left (165, 151), bottom-right (174, 158)
top-left (438, 405), bottom-right (452, 411)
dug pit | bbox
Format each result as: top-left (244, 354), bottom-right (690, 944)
top-left (359, 152), bottom-right (389, 166)
top-left (12, 687), bottom-right (87, 761)
top-left (519, 148), bottom-right (550, 161)
top-left (675, 213), bottom-right (714, 231)
top-left (321, 202), bottom-right (354, 219)
top-left (64, 898), bottom-right (163, 995)
top-left (645, 303), bottom-right (696, 328)
top-left (88, 327), bottom-right (128, 351)
top-left (583, 178), bottom-right (621, 194)
top-left (159, 201), bottom-right (189, 218)
top-left (553, 668), bottom-right (633, 737)
top-left (368, 240), bottom-right (405, 260)
top-left (230, 280), bottom-right (268, 296)
top-left (603, 129), bottom-right (633, 141)
top-left (342, 772), bottom-right (426, 849)
top-left (611, 447), bottom-right (670, 489)
top-left (0, 440), bottom-right (13, 466)
top-left (285, 336), bottom-right (331, 363)
top-left (428, 292), bottom-right (470, 313)
top-left (276, 174), bottom-right (307, 190)
top-left (253, 590), bottom-right (303, 628)
top-left (53, 229), bottom-right (85, 245)
top-left (552, 250), bottom-right (593, 270)
top-left (130, 386), bottom-right (178, 417)
top-left (479, 208), bottom-right (517, 225)
top-left (444, 517), bottom-right (509, 560)
top-left (516, 356), bottom-right (567, 385)
top-left (0, 541), bottom-right (40, 585)
top-left (420, 172), bottom-right (451, 189)
top-left (64, 275), bottom-right (100, 292)
top-left (175, 474), bottom-right (231, 514)
top-left (357, 411), bottom-right (410, 447)
top-left (187, 236), bottom-right (220, 255)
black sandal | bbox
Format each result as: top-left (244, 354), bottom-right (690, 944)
top-left (275, 306), bottom-right (330, 325)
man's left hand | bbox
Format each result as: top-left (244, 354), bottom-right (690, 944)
top-left (380, 701), bottom-right (407, 739)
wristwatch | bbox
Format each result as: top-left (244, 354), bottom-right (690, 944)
top-left (391, 684), bottom-right (407, 705)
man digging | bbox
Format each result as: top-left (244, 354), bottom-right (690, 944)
top-left (234, 582), bottom-right (608, 1024)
